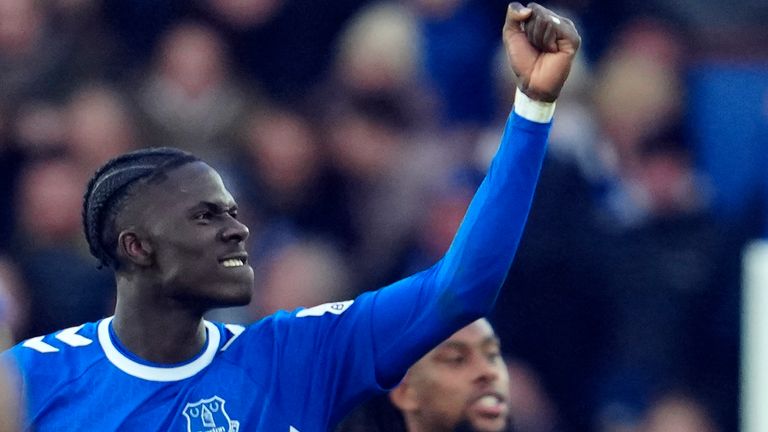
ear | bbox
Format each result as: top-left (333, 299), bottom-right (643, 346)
top-left (389, 374), bottom-right (419, 412)
top-left (117, 230), bottom-right (154, 267)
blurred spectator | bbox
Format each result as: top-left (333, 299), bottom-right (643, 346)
top-left (10, 83), bottom-right (139, 186)
top-left (320, 3), bottom-right (466, 288)
top-left (253, 238), bottom-right (352, 317)
top-left (16, 160), bottom-right (84, 247)
top-left (591, 134), bottom-right (727, 432)
top-left (562, 20), bottom-right (735, 432)
top-left (0, 361), bottom-right (20, 432)
top-left (334, 2), bottom-right (421, 98)
top-left (0, 258), bottom-right (22, 430)
top-left (324, 1), bottom-right (434, 132)
top-left (394, 167), bottom-right (481, 277)
top-left (48, 0), bottom-right (126, 82)
top-left (586, 20), bottom-right (687, 227)
top-left (323, 96), bottom-right (452, 291)
top-left (0, 0), bottom-right (69, 103)
top-left (133, 20), bottom-right (255, 168)
top-left (637, 392), bottom-right (719, 432)
top-left (492, 150), bottom-right (603, 432)
top-left (593, 20), bottom-right (684, 164)
top-left (12, 101), bottom-right (66, 157)
top-left (230, 106), bottom-right (354, 249)
top-left (0, 0), bottom-right (113, 105)
top-left (0, 107), bottom-right (27, 251)
top-left (408, 0), bottom-right (508, 126)
top-left (12, 159), bottom-right (113, 339)
top-left (63, 83), bottom-right (139, 177)
top-left (0, 257), bottom-right (28, 347)
top-left (203, 0), bottom-right (285, 29)
top-left (506, 359), bottom-right (560, 432)
top-left (200, 0), bottom-right (373, 101)
top-left (103, 0), bottom-right (375, 101)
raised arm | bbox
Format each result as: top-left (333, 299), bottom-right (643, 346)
top-left (370, 2), bottom-right (581, 386)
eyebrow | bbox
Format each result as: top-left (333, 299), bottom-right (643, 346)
top-left (189, 201), bottom-right (238, 213)
top-left (439, 336), bottom-right (500, 351)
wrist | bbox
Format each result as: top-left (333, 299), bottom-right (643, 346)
top-left (513, 88), bottom-right (556, 123)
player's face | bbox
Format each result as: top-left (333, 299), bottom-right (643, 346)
top-left (137, 161), bottom-right (253, 308)
top-left (406, 319), bottom-right (510, 432)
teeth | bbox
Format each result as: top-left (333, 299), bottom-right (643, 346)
top-left (477, 395), bottom-right (500, 407)
top-left (222, 258), bottom-right (244, 268)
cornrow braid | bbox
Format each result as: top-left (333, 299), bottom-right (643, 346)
top-left (82, 147), bottom-right (200, 269)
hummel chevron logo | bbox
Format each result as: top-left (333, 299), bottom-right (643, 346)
top-left (22, 336), bottom-right (58, 353)
top-left (22, 325), bottom-right (93, 352)
top-left (55, 325), bottom-right (93, 347)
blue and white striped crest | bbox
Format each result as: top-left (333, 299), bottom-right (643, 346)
top-left (182, 396), bottom-right (239, 432)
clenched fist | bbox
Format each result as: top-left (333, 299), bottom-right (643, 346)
top-left (503, 2), bottom-right (581, 102)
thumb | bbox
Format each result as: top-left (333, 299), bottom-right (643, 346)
top-left (505, 2), bottom-right (533, 33)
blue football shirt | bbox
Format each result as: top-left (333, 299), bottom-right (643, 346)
top-left (4, 106), bottom-right (553, 431)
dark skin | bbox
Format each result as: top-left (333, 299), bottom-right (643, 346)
top-left (111, 161), bottom-right (253, 363)
top-left (504, 2), bottom-right (580, 102)
top-left (391, 319), bottom-right (510, 432)
top-left (103, 2), bottom-right (579, 366)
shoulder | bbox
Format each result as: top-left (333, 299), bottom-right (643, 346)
top-left (218, 296), bottom-right (374, 355)
top-left (3, 321), bottom-right (104, 397)
top-left (6, 321), bottom-right (102, 367)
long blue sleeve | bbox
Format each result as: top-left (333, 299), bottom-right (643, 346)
top-left (0, 109), bottom-right (552, 432)
top-left (370, 109), bottom-right (552, 386)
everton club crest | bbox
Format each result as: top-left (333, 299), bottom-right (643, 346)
top-left (183, 396), bottom-right (240, 432)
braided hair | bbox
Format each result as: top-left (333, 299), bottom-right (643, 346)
top-left (82, 147), bottom-right (201, 269)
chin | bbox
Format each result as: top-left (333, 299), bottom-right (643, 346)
top-left (194, 282), bottom-right (254, 310)
top-left (218, 267), bottom-right (255, 304)
top-left (455, 418), bottom-right (509, 432)
top-left (215, 283), bottom-right (254, 307)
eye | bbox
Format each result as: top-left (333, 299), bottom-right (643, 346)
top-left (486, 349), bottom-right (502, 363)
top-left (194, 211), bottom-right (213, 222)
top-left (228, 209), bottom-right (238, 219)
top-left (439, 354), bottom-right (466, 367)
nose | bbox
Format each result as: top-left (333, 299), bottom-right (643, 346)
top-left (220, 217), bottom-right (250, 243)
top-left (475, 357), bottom-right (502, 384)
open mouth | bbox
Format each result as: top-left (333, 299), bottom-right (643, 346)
top-left (219, 253), bottom-right (248, 268)
top-left (469, 392), bottom-right (507, 418)
top-left (221, 258), bottom-right (246, 268)
top-left (476, 394), bottom-right (503, 408)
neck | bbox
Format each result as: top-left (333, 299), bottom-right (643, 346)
top-left (112, 276), bottom-right (209, 364)
top-left (405, 417), bottom-right (451, 432)
top-left (405, 418), bottom-right (510, 432)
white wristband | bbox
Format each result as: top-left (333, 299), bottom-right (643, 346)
top-left (513, 88), bottom-right (556, 123)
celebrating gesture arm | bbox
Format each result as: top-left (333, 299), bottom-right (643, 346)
top-left (288, 7), bottom-right (583, 419)
top-left (361, 3), bottom-right (582, 387)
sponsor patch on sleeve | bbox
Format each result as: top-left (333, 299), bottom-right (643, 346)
top-left (296, 300), bottom-right (354, 318)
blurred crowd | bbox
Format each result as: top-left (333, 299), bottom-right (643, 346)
top-left (0, 0), bottom-right (766, 431)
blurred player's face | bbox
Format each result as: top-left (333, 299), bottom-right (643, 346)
top-left (393, 319), bottom-right (510, 432)
top-left (132, 162), bottom-right (253, 308)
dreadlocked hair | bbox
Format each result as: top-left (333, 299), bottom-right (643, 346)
top-left (82, 147), bottom-right (201, 269)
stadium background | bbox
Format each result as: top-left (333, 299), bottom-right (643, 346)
top-left (0, 0), bottom-right (766, 431)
